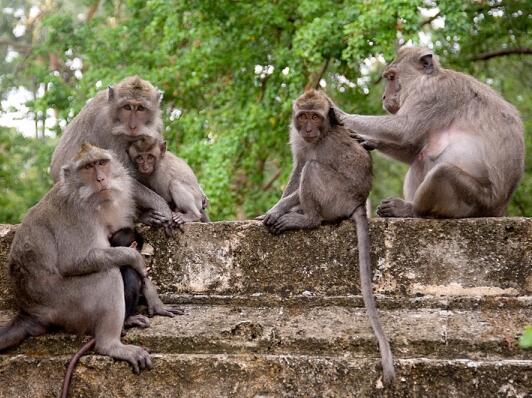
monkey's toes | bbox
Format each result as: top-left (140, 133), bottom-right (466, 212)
top-left (377, 198), bottom-right (414, 218)
top-left (124, 314), bottom-right (151, 329)
top-left (124, 345), bottom-right (152, 374)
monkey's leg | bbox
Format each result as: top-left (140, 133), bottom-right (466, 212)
top-left (263, 191), bottom-right (301, 226)
top-left (0, 312), bottom-right (46, 351)
top-left (170, 184), bottom-right (203, 222)
top-left (413, 163), bottom-right (494, 217)
top-left (120, 267), bottom-right (150, 329)
top-left (270, 161), bottom-right (325, 234)
top-left (379, 163), bottom-right (493, 218)
top-left (88, 270), bottom-right (152, 374)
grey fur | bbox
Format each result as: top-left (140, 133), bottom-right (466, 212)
top-left (337, 47), bottom-right (525, 218)
top-left (1, 144), bottom-right (179, 373)
top-left (263, 89), bottom-right (395, 385)
top-left (50, 76), bottom-right (172, 227)
top-left (128, 137), bottom-right (209, 223)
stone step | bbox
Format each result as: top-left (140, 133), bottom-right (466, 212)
top-left (0, 354), bottom-right (530, 398)
top-left (1, 219), bottom-right (530, 309)
top-left (1, 304), bottom-right (529, 359)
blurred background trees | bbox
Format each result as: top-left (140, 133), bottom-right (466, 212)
top-left (0, 0), bottom-right (530, 222)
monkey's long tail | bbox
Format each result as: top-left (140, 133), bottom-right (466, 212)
top-left (352, 206), bottom-right (396, 385)
top-left (60, 337), bottom-right (96, 398)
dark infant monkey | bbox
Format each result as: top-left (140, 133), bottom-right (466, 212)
top-left (263, 89), bottom-right (395, 384)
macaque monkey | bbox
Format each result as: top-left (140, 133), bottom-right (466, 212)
top-left (263, 89), bottom-right (395, 385)
top-left (336, 46), bottom-right (525, 218)
top-left (50, 76), bottom-right (173, 227)
top-left (1, 144), bottom-right (181, 376)
top-left (128, 136), bottom-right (209, 224)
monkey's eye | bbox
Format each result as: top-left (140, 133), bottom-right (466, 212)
top-left (311, 114), bottom-right (319, 120)
top-left (98, 159), bottom-right (109, 166)
top-left (123, 104), bottom-right (132, 111)
top-left (137, 105), bottom-right (146, 112)
top-left (135, 155), bottom-right (143, 162)
top-left (148, 154), bottom-right (155, 161)
top-left (84, 163), bottom-right (93, 170)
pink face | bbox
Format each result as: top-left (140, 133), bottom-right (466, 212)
top-left (133, 152), bottom-right (158, 175)
top-left (116, 100), bottom-right (151, 138)
top-left (78, 159), bottom-right (113, 199)
top-left (382, 68), bottom-right (401, 114)
top-left (295, 111), bottom-right (324, 142)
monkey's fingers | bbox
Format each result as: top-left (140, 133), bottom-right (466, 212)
top-left (124, 314), bottom-right (150, 329)
top-left (129, 241), bottom-right (138, 249)
top-left (255, 214), bottom-right (266, 221)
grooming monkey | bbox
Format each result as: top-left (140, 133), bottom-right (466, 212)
top-left (263, 89), bottom-right (395, 384)
top-left (128, 136), bottom-right (209, 224)
top-left (50, 76), bottom-right (173, 227)
top-left (336, 47), bottom-right (525, 218)
top-left (1, 144), bottom-right (181, 375)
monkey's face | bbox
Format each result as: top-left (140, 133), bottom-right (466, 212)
top-left (295, 111), bottom-right (324, 142)
top-left (131, 150), bottom-right (159, 176)
top-left (112, 100), bottom-right (155, 139)
top-left (78, 158), bottom-right (114, 200)
top-left (382, 68), bottom-right (401, 114)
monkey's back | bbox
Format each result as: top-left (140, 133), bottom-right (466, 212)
top-left (318, 127), bottom-right (372, 202)
top-left (150, 151), bottom-right (204, 203)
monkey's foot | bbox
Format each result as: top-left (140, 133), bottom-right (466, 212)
top-left (377, 197), bottom-right (414, 217)
top-left (124, 314), bottom-right (150, 329)
top-left (269, 212), bottom-right (319, 235)
top-left (262, 210), bottom-right (285, 227)
top-left (105, 344), bottom-right (152, 374)
top-left (148, 303), bottom-right (185, 318)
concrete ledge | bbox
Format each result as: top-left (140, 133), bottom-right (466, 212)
top-left (0, 354), bottom-right (530, 398)
top-left (1, 218), bottom-right (531, 309)
top-left (144, 218), bottom-right (531, 298)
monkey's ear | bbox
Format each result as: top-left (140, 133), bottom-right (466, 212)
top-left (160, 141), bottom-right (167, 156)
top-left (419, 53), bottom-right (434, 74)
top-left (156, 90), bottom-right (164, 104)
top-left (60, 164), bottom-right (72, 181)
top-left (327, 107), bottom-right (340, 127)
top-left (107, 86), bottom-right (115, 102)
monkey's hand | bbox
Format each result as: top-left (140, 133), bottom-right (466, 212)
top-left (124, 248), bottom-right (147, 278)
top-left (262, 209), bottom-right (284, 226)
top-left (349, 132), bottom-right (378, 151)
top-left (138, 210), bottom-right (169, 227)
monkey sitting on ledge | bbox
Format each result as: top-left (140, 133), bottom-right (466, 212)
top-left (336, 46), bottom-right (525, 218)
top-left (1, 143), bottom-right (181, 374)
top-left (263, 89), bottom-right (395, 385)
top-left (128, 136), bottom-right (209, 225)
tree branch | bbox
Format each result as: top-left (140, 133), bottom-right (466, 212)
top-left (420, 11), bottom-right (441, 28)
top-left (471, 47), bottom-right (532, 61)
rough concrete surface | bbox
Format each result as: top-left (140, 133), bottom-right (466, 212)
top-left (0, 218), bottom-right (530, 397)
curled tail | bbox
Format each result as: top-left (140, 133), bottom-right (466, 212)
top-left (0, 312), bottom-right (42, 352)
top-left (352, 206), bottom-right (395, 385)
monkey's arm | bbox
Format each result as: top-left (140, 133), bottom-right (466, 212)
top-left (133, 180), bottom-right (172, 227)
top-left (341, 114), bottom-right (425, 163)
top-left (60, 247), bottom-right (146, 278)
top-left (280, 162), bottom-right (303, 199)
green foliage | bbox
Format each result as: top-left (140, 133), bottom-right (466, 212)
top-left (520, 325), bottom-right (532, 349)
top-left (0, 1), bottom-right (530, 222)
top-left (0, 127), bottom-right (55, 223)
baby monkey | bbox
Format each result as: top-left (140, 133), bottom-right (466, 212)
top-left (128, 136), bottom-right (209, 225)
top-left (263, 89), bottom-right (395, 385)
